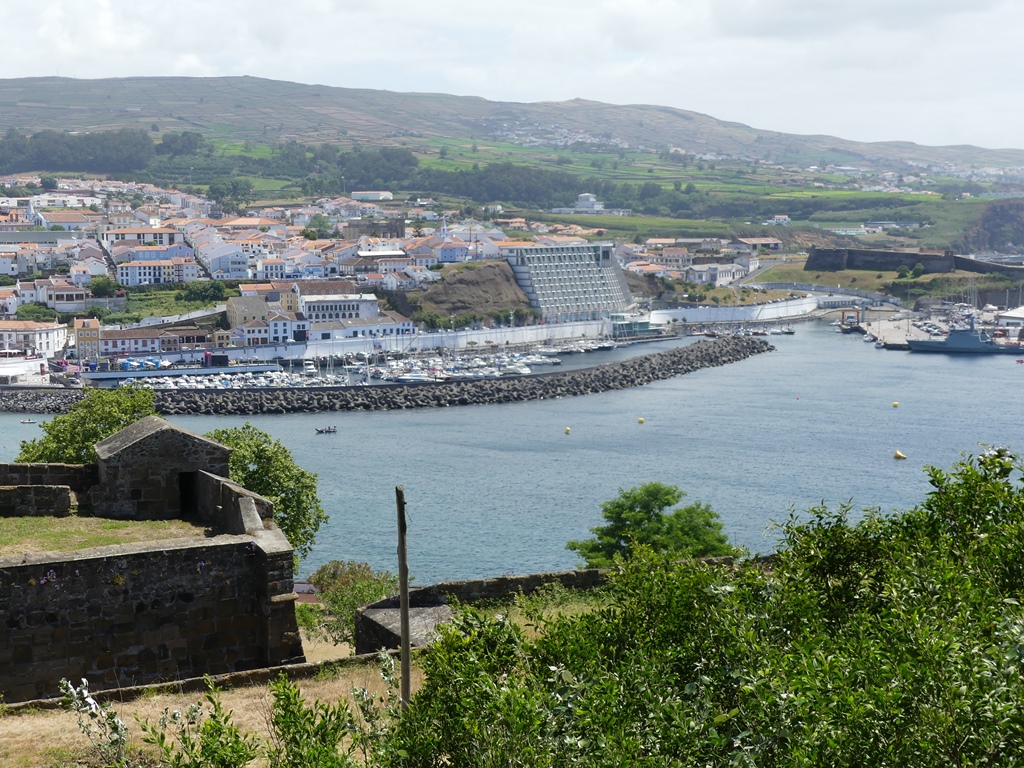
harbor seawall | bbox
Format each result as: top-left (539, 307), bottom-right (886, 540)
top-left (0, 337), bottom-right (773, 416)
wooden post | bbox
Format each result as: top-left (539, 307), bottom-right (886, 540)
top-left (396, 484), bottom-right (411, 709)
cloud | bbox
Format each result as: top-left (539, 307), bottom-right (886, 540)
top-left (3, 0), bottom-right (1024, 147)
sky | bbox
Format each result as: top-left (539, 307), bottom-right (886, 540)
top-left (8, 0), bottom-right (1024, 150)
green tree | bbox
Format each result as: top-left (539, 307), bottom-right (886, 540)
top-left (179, 280), bottom-right (227, 303)
top-left (301, 213), bottom-right (335, 240)
top-left (88, 275), bottom-right (119, 297)
top-left (305, 560), bottom-right (398, 645)
top-left (206, 424), bottom-right (326, 562)
top-left (17, 386), bottom-right (158, 464)
top-left (567, 482), bottom-right (735, 567)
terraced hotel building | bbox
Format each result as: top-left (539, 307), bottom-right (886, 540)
top-left (503, 242), bottom-right (633, 323)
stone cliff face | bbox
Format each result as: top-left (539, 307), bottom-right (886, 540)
top-left (409, 262), bottom-right (531, 317)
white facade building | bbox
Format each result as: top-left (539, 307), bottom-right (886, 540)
top-left (503, 242), bottom-right (633, 323)
top-left (0, 320), bottom-right (68, 358)
top-left (297, 292), bottom-right (380, 323)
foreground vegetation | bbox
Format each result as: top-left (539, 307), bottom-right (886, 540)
top-left (18, 448), bottom-right (1024, 765)
top-left (383, 448), bottom-right (1024, 765)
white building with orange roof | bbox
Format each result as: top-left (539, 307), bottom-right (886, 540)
top-left (29, 277), bottom-right (89, 313)
top-left (0, 289), bottom-right (18, 315)
top-left (255, 258), bottom-right (287, 281)
top-left (0, 319), bottom-right (67, 357)
top-left (35, 210), bottom-right (93, 230)
top-left (100, 227), bottom-right (184, 248)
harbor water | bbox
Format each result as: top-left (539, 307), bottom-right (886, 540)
top-left (2, 321), bottom-right (1022, 584)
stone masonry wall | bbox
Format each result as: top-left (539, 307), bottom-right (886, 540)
top-left (806, 247), bottom-right (954, 274)
top-left (0, 485), bottom-right (74, 517)
top-left (0, 463), bottom-right (98, 493)
top-left (0, 465), bottom-right (303, 704)
top-left (355, 568), bottom-right (607, 655)
top-left (0, 527), bottom-right (303, 703)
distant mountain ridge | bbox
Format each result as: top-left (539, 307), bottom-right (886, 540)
top-left (0, 75), bottom-right (1021, 169)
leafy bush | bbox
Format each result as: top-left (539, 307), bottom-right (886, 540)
top-left (265, 674), bottom-right (358, 768)
top-left (307, 560), bottom-right (399, 645)
top-left (380, 451), bottom-right (1024, 765)
top-left (140, 678), bottom-right (258, 768)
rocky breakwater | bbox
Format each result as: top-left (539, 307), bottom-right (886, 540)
top-left (0, 387), bottom-right (86, 414)
top-left (0, 338), bottom-right (773, 416)
top-left (155, 337), bottom-right (773, 416)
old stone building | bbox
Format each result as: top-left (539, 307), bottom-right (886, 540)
top-left (0, 418), bottom-right (304, 703)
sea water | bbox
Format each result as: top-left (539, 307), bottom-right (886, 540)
top-left (2, 322), bottom-right (1021, 584)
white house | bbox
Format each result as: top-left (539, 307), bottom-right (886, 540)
top-left (266, 311), bottom-right (309, 344)
top-left (296, 291), bottom-right (379, 322)
top-left (0, 319), bottom-right (68, 358)
top-left (116, 258), bottom-right (201, 286)
top-left (685, 262), bottom-right (747, 287)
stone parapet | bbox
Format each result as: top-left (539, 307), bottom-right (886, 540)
top-left (0, 531), bottom-right (304, 703)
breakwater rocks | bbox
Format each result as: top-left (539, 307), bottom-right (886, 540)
top-left (1, 337), bottom-right (773, 416)
top-left (0, 388), bottom-right (85, 415)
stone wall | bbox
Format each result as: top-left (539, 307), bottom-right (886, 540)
top-left (0, 463), bottom-right (98, 493)
top-left (354, 568), bottom-right (607, 656)
top-left (952, 255), bottom-right (1024, 280)
top-left (0, 485), bottom-right (74, 517)
top-left (0, 527), bottom-right (302, 703)
top-left (806, 247), bottom-right (955, 273)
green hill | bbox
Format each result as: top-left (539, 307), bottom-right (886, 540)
top-left (1, 76), bottom-right (1022, 169)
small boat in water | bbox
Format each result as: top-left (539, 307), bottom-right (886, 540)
top-left (20, 418), bottom-right (36, 424)
top-left (315, 426), bottom-right (338, 434)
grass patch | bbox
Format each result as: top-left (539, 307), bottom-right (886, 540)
top-left (757, 260), bottom-right (901, 293)
top-left (0, 516), bottom-right (209, 557)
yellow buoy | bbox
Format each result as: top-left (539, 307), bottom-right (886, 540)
top-left (894, 450), bottom-right (907, 460)
top-left (892, 401), bottom-right (899, 408)
top-left (638, 417), bottom-right (645, 424)
top-left (565, 427), bottom-right (571, 435)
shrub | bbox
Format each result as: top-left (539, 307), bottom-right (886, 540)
top-left (307, 561), bottom-right (399, 645)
